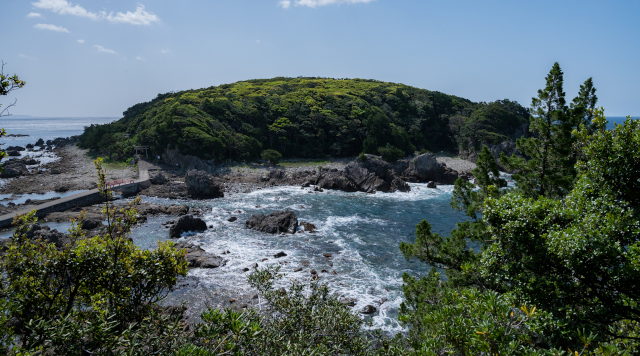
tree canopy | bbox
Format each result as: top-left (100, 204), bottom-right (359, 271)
top-left (78, 77), bottom-right (529, 162)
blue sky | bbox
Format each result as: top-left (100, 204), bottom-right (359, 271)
top-left (2, 0), bottom-right (639, 117)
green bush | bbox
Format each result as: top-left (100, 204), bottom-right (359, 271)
top-left (358, 152), bottom-right (368, 161)
top-left (378, 143), bottom-right (404, 162)
top-left (0, 158), bottom-right (189, 354)
top-left (261, 149), bottom-right (282, 166)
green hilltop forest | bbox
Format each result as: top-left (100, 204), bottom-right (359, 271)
top-left (78, 77), bottom-right (530, 161)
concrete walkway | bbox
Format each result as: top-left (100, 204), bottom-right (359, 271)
top-left (0, 159), bottom-right (153, 228)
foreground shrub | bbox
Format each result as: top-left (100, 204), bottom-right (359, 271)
top-left (0, 158), bottom-right (188, 354)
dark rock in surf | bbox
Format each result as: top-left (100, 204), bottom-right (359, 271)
top-left (170, 214), bottom-right (207, 238)
top-left (245, 210), bottom-right (298, 234)
top-left (273, 251), bottom-right (287, 258)
top-left (6, 146), bottom-right (25, 151)
top-left (299, 221), bottom-right (316, 233)
top-left (80, 218), bottom-right (103, 230)
top-left (174, 242), bottom-right (226, 268)
top-left (360, 305), bottom-right (377, 314)
top-left (398, 153), bottom-right (458, 184)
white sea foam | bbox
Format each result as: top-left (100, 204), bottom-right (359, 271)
top-left (132, 181), bottom-right (465, 333)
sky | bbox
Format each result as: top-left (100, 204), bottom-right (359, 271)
top-left (1, 0), bottom-right (639, 117)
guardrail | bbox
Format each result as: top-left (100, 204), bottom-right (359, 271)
top-left (105, 179), bottom-right (135, 188)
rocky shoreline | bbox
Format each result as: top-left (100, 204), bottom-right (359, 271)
top-left (1, 140), bottom-right (480, 318)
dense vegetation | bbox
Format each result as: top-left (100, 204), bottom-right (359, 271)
top-left (78, 77), bottom-right (530, 161)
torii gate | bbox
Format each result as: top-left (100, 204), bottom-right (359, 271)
top-left (133, 145), bottom-right (150, 159)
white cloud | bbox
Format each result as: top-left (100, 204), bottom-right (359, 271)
top-left (135, 56), bottom-right (146, 61)
top-left (32, 0), bottom-right (101, 20)
top-left (27, 12), bottom-right (42, 18)
top-left (34, 23), bottom-right (70, 33)
top-left (19, 54), bottom-right (38, 60)
top-left (94, 45), bottom-right (117, 54)
top-left (32, 0), bottom-right (160, 25)
top-left (160, 48), bottom-right (170, 54)
top-left (77, 39), bottom-right (85, 43)
top-left (280, 0), bottom-right (375, 8)
top-left (106, 5), bottom-right (159, 25)
top-left (256, 40), bottom-right (261, 43)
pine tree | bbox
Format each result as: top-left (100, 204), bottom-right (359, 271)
top-left (570, 77), bottom-right (598, 133)
top-left (501, 62), bottom-right (578, 199)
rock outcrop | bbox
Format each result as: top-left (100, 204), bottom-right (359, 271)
top-left (80, 218), bottom-right (103, 230)
top-left (360, 305), bottom-right (377, 314)
top-left (397, 153), bottom-right (459, 184)
top-left (6, 146), bottom-right (25, 151)
top-left (169, 215), bottom-right (208, 238)
top-left (311, 156), bottom-right (411, 193)
top-left (246, 210), bottom-right (298, 234)
top-left (137, 203), bottom-right (190, 217)
top-left (25, 224), bottom-right (72, 248)
top-left (185, 170), bottom-right (224, 199)
top-left (174, 242), bottom-right (226, 268)
top-left (0, 156), bottom-right (40, 178)
top-left (150, 172), bottom-right (167, 185)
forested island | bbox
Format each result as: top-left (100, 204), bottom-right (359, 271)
top-left (78, 77), bottom-right (530, 161)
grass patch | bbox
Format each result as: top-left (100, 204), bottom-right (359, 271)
top-left (278, 160), bottom-right (330, 168)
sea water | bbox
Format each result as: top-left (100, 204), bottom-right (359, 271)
top-left (0, 116), bottom-right (117, 148)
top-left (129, 183), bottom-right (469, 333)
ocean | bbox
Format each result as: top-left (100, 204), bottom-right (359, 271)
top-left (130, 184), bottom-right (469, 333)
top-left (0, 116), bottom-right (118, 148)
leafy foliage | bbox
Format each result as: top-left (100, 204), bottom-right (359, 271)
top-left (0, 158), bottom-right (188, 354)
top-left (261, 149), bottom-right (282, 166)
top-left (400, 111), bottom-right (640, 354)
top-left (0, 61), bottom-right (26, 171)
top-left (78, 77), bottom-right (529, 161)
top-left (378, 143), bottom-right (405, 162)
top-left (0, 60), bottom-right (25, 117)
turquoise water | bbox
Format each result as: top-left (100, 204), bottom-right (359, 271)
top-left (129, 184), bottom-right (469, 332)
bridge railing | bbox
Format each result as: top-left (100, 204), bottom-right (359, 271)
top-left (105, 179), bottom-right (135, 188)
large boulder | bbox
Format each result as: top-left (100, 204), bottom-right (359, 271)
top-left (185, 170), bottom-right (224, 199)
top-left (246, 210), bottom-right (298, 234)
top-left (169, 215), bottom-right (207, 238)
top-left (80, 218), bottom-right (103, 230)
top-left (0, 167), bottom-right (22, 178)
top-left (0, 158), bottom-right (32, 178)
top-left (317, 173), bottom-right (358, 192)
top-left (24, 224), bottom-right (71, 248)
top-left (174, 242), bottom-right (226, 268)
top-left (150, 172), bottom-right (167, 185)
top-left (399, 153), bottom-right (459, 184)
top-left (6, 151), bottom-right (20, 157)
top-left (345, 156), bottom-right (410, 193)
top-left (6, 146), bottom-right (25, 151)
